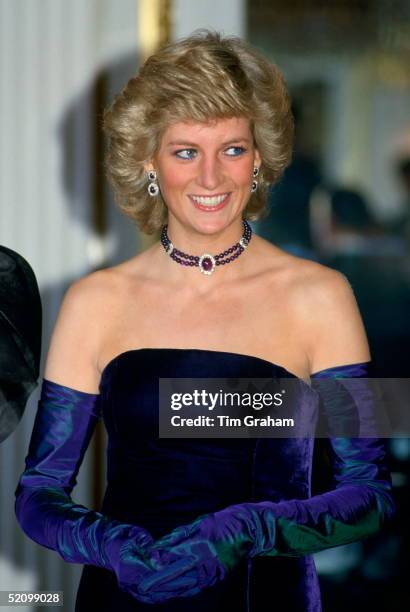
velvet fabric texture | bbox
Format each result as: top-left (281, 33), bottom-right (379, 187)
top-left (15, 349), bottom-right (395, 611)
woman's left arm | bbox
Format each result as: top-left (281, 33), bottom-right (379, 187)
top-left (139, 270), bottom-right (395, 594)
top-left (147, 362), bottom-right (394, 571)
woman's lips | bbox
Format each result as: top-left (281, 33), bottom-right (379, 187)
top-left (189, 192), bottom-right (231, 212)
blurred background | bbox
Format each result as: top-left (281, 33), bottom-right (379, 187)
top-left (0, 0), bottom-right (409, 610)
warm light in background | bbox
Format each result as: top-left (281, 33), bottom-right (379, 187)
top-left (138, 0), bottom-right (172, 60)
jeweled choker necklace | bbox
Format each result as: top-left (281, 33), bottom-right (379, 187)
top-left (160, 220), bottom-right (252, 276)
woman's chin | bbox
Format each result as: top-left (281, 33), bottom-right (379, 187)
top-left (189, 215), bottom-right (239, 237)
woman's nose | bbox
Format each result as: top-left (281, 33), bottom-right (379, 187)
top-left (197, 157), bottom-right (223, 191)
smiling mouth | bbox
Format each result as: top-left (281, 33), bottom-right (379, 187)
top-left (189, 193), bottom-right (230, 207)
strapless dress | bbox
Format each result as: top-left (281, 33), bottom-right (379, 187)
top-left (74, 348), bottom-right (389, 611)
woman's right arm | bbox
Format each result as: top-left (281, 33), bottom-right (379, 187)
top-left (43, 274), bottom-right (107, 393)
top-left (14, 276), bottom-right (145, 565)
top-left (14, 274), bottom-right (196, 603)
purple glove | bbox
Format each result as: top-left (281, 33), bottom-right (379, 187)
top-left (14, 379), bottom-right (199, 604)
top-left (141, 362), bottom-right (395, 596)
top-left (137, 505), bottom-right (253, 596)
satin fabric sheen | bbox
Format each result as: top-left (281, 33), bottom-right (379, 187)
top-left (15, 349), bottom-right (395, 611)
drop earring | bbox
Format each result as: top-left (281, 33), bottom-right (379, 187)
top-left (147, 170), bottom-right (159, 197)
top-left (251, 166), bottom-right (259, 193)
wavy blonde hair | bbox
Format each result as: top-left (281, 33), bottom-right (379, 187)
top-left (103, 30), bottom-right (294, 234)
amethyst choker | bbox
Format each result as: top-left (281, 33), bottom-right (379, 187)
top-left (160, 220), bottom-right (252, 276)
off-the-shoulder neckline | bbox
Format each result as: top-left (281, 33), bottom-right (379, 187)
top-left (99, 347), bottom-right (370, 383)
top-left (100, 347), bottom-right (298, 380)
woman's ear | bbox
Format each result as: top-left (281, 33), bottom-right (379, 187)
top-left (254, 149), bottom-right (262, 169)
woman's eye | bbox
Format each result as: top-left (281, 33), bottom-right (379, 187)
top-left (225, 146), bottom-right (246, 157)
top-left (174, 149), bottom-right (197, 160)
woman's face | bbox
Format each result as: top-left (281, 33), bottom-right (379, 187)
top-left (151, 116), bottom-right (261, 235)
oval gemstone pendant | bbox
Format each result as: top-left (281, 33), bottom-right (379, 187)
top-left (198, 253), bottom-right (216, 275)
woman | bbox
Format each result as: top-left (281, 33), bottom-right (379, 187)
top-left (15, 31), bottom-right (394, 611)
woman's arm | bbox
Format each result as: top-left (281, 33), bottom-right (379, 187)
top-left (15, 275), bottom-right (197, 604)
top-left (147, 362), bottom-right (394, 564)
top-left (302, 267), bottom-right (371, 374)
top-left (140, 268), bottom-right (395, 593)
top-left (43, 274), bottom-right (106, 392)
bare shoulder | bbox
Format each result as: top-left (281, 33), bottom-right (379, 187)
top-left (54, 266), bottom-right (129, 334)
top-left (253, 237), bottom-right (352, 300)
top-left (282, 255), bottom-right (370, 373)
top-left (59, 269), bottom-right (110, 309)
top-left (285, 255), bottom-right (355, 308)
top-left (253, 239), bottom-right (370, 373)
top-left (44, 264), bottom-right (135, 392)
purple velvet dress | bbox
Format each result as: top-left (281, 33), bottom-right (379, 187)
top-left (15, 348), bottom-right (395, 611)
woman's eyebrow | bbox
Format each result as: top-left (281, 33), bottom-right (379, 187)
top-left (166, 138), bottom-right (251, 147)
top-left (166, 141), bottom-right (199, 147)
top-left (222, 138), bottom-right (251, 146)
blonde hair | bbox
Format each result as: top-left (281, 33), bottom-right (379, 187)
top-left (103, 30), bottom-right (294, 234)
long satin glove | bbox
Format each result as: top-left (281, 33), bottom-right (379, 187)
top-left (14, 379), bottom-right (199, 604)
top-left (140, 362), bottom-right (396, 596)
